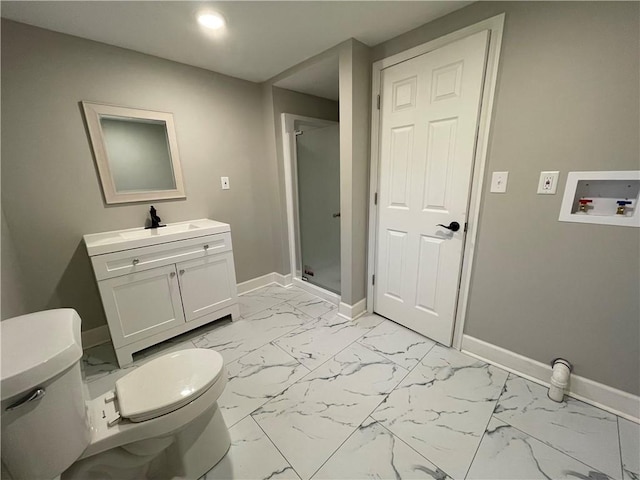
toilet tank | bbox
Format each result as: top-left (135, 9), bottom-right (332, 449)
top-left (1, 309), bottom-right (91, 479)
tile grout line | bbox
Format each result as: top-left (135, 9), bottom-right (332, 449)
top-left (356, 334), bottom-right (437, 375)
top-left (374, 417), bottom-right (456, 480)
top-left (220, 348), bottom-right (310, 430)
top-left (237, 296), bottom-right (288, 320)
top-left (306, 341), bottom-right (440, 480)
top-left (486, 417), bottom-right (619, 479)
top-left (306, 419), bottom-right (372, 479)
top-left (269, 341), bottom-right (313, 376)
top-left (462, 371), bottom-right (510, 479)
top-left (304, 357), bottom-right (418, 479)
top-left (616, 416), bottom-right (625, 480)
top-left (248, 314), bottom-right (414, 479)
top-left (248, 414), bottom-right (304, 480)
top-left (489, 378), bottom-right (618, 479)
top-left (213, 299), bottom-right (332, 432)
top-left (267, 313), bottom-right (383, 376)
top-left (203, 299), bottom-right (318, 372)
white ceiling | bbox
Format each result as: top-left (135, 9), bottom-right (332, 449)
top-left (1, 1), bottom-right (471, 88)
top-left (274, 55), bottom-right (340, 101)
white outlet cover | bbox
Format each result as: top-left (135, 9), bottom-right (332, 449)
top-left (490, 171), bottom-right (508, 193)
top-left (537, 171), bottom-right (559, 194)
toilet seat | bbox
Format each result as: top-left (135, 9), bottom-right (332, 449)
top-left (116, 349), bottom-right (224, 423)
top-left (79, 348), bottom-right (228, 460)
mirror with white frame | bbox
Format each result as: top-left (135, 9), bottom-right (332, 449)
top-left (82, 101), bottom-right (186, 204)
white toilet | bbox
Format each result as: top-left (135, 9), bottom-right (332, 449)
top-left (1, 309), bottom-right (231, 480)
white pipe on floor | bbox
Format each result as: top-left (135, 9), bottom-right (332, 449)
top-left (548, 358), bottom-right (572, 402)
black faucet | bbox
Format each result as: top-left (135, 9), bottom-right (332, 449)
top-left (146, 206), bottom-right (166, 229)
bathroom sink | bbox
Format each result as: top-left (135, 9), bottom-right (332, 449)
top-left (118, 222), bottom-right (201, 240)
top-left (84, 219), bottom-right (230, 256)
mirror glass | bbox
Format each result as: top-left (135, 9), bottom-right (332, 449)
top-left (82, 102), bottom-right (186, 204)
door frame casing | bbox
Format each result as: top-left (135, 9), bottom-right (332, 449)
top-left (281, 113), bottom-right (341, 304)
top-left (366, 14), bottom-right (506, 349)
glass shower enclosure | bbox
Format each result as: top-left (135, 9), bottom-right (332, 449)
top-left (294, 123), bottom-right (341, 295)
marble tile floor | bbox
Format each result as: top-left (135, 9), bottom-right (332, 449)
top-left (82, 284), bottom-right (639, 480)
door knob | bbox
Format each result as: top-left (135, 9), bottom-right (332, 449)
top-left (436, 221), bottom-right (461, 232)
top-left (332, 212), bottom-right (341, 218)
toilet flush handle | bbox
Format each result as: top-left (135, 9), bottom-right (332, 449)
top-left (6, 388), bottom-right (46, 411)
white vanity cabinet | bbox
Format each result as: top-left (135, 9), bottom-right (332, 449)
top-left (84, 219), bottom-right (239, 367)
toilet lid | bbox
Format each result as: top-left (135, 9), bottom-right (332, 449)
top-left (115, 348), bottom-right (224, 422)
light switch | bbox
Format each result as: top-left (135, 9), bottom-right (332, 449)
top-left (537, 171), bottom-right (559, 194)
top-left (490, 171), bottom-right (509, 193)
top-left (221, 177), bottom-right (230, 190)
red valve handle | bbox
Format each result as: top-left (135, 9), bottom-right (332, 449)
top-left (579, 199), bottom-right (593, 205)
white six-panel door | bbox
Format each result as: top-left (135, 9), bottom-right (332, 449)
top-left (374, 30), bottom-right (489, 346)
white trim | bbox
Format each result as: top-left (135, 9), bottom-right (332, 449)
top-left (292, 277), bottom-right (340, 305)
top-left (81, 101), bottom-right (186, 205)
top-left (273, 272), bottom-right (293, 287)
top-left (338, 298), bottom-right (367, 320)
top-left (558, 170), bottom-right (640, 227)
top-left (81, 324), bottom-right (111, 349)
top-left (462, 335), bottom-right (640, 423)
top-left (237, 272), bottom-right (277, 294)
top-left (366, 14), bottom-right (506, 353)
top-left (281, 113), bottom-right (340, 298)
top-left (237, 272), bottom-right (293, 295)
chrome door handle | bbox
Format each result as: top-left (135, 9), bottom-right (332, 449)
top-left (132, 258), bottom-right (140, 265)
top-left (179, 269), bottom-right (185, 275)
top-left (436, 221), bottom-right (461, 232)
top-left (170, 272), bottom-right (176, 278)
top-left (203, 244), bottom-right (209, 250)
top-left (332, 212), bottom-right (341, 218)
top-left (6, 388), bottom-right (46, 411)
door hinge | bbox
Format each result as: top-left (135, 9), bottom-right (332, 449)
top-left (464, 222), bottom-right (468, 232)
top-left (377, 95), bottom-right (381, 110)
top-left (374, 192), bottom-right (378, 205)
top-left (372, 274), bottom-right (375, 285)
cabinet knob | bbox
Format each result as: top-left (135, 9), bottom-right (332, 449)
top-left (132, 258), bottom-right (140, 265)
top-left (203, 244), bottom-right (209, 250)
top-left (169, 272), bottom-right (176, 278)
top-left (179, 269), bottom-right (185, 275)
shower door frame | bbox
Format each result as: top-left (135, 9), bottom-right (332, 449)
top-left (281, 113), bottom-right (340, 304)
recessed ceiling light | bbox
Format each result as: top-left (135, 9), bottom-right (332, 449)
top-left (197, 12), bottom-right (226, 30)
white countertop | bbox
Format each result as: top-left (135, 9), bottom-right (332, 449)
top-left (83, 218), bottom-right (230, 256)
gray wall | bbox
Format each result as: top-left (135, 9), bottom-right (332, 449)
top-left (1, 209), bottom-right (28, 320)
top-left (1, 20), bottom-right (280, 331)
top-left (373, 2), bottom-right (640, 394)
top-left (339, 40), bottom-right (371, 305)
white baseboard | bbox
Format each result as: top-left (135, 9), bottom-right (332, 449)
top-left (237, 273), bottom-right (276, 294)
top-left (237, 272), bottom-right (292, 295)
top-left (338, 298), bottom-right (367, 321)
top-left (292, 277), bottom-right (340, 305)
top-left (274, 272), bottom-right (292, 287)
top-left (462, 335), bottom-right (640, 423)
top-left (81, 324), bottom-right (111, 349)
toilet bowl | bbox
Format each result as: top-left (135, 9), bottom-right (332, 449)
top-left (1, 309), bottom-right (231, 480)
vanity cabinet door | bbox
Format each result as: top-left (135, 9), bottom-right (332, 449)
top-left (177, 252), bottom-right (238, 322)
top-left (98, 264), bottom-right (186, 347)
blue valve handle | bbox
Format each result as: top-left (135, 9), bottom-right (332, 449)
top-left (617, 200), bottom-right (632, 206)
